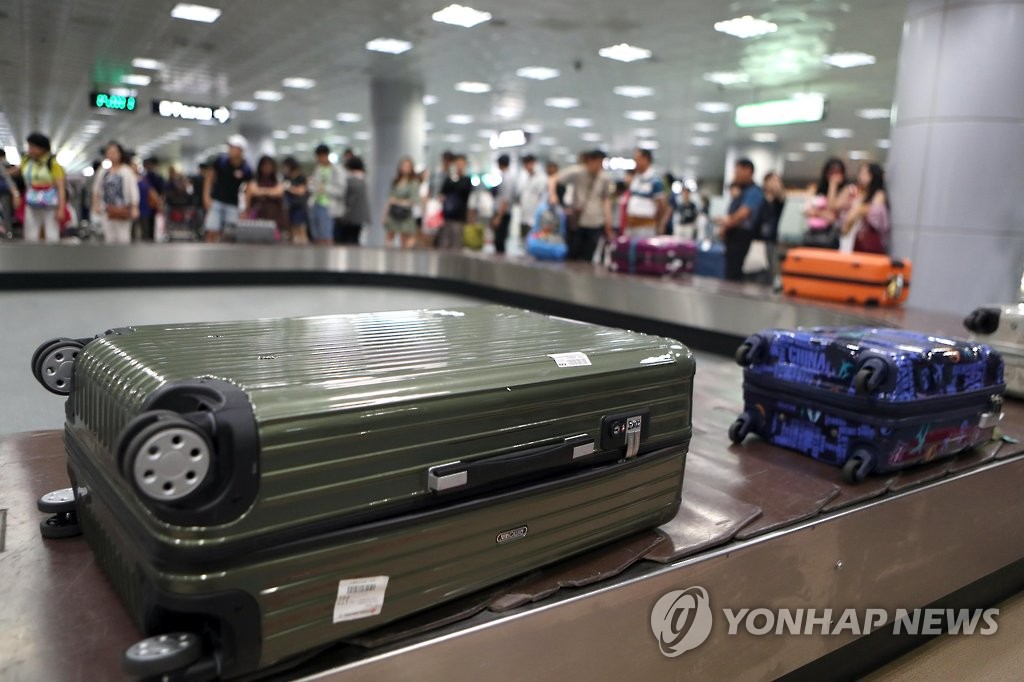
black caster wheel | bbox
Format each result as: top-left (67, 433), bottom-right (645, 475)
top-left (842, 448), bottom-right (876, 484)
top-left (123, 416), bottom-right (213, 504)
top-left (31, 338), bottom-right (84, 396)
top-left (729, 413), bottom-right (756, 444)
top-left (40, 512), bottom-right (82, 539)
top-left (853, 357), bottom-right (889, 394)
top-left (38, 487), bottom-right (76, 514)
top-left (963, 307), bottom-right (1000, 335)
top-left (123, 633), bottom-right (202, 678)
top-left (734, 335), bottom-right (766, 368)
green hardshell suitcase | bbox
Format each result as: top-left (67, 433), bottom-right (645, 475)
top-left (33, 305), bottom-right (694, 679)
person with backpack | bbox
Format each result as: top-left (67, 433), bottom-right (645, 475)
top-left (202, 135), bottom-right (252, 243)
top-left (92, 141), bottom-right (140, 244)
top-left (19, 132), bottom-right (66, 242)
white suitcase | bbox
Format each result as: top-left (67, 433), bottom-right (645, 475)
top-left (964, 303), bottom-right (1024, 398)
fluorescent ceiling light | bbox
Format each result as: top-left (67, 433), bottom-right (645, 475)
top-left (785, 152), bottom-right (804, 161)
top-left (613, 85), bottom-right (654, 98)
top-left (131, 58), bottom-right (163, 70)
top-left (735, 94), bottom-right (826, 127)
top-left (170, 3), bottom-right (221, 23)
top-left (447, 114), bottom-right (474, 125)
top-left (490, 129), bottom-right (528, 149)
top-left (824, 52), bottom-right (876, 68)
top-left (696, 101), bottom-right (731, 114)
top-left (444, 133), bottom-right (464, 143)
top-left (634, 128), bottom-right (656, 138)
top-left (565, 118), bottom-right (592, 128)
top-left (544, 97), bottom-right (579, 109)
top-left (848, 150), bottom-right (871, 160)
top-left (538, 137), bottom-right (558, 146)
top-left (282, 77), bottom-right (316, 89)
top-left (336, 112), bottom-right (362, 123)
top-left (638, 139), bottom-right (659, 150)
top-left (232, 101), bottom-right (257, 111)
top-left (598, 43), bottom-right (652, 63)
top-left (355, 131), bottom-right (371, 140)
top-left (581, 132), bottom-right (602, 142)
top-left (522, 123), bottom-right (543, 134)
top-left (714, 15), bottom-right (778, 39)
top-left (624, 110), bottom-right (657, 122)
top-left (751, 132), bottom-right (778, 143)
top-left (693, 122), bottom-right (718, 133)
top-left (288, 125), bottom-right (308, 134)
top-left (690, 137), bottom-right (713, 146)
top-left (824, 128), bottom-right (853, 139)
top-left (876, 139), bottom-right (891, 149)
top-left (432, 4), bottom-right (492, 28)
top-left (272, 130), bottom-right (288, 140)
top-left (366, 38), bottom-right (413, 54)
top-left (423, 95), bottom-right (438, 105)
top-left (310, 119), bottom-right (332, 129)
top-left (454, 81), bottom-right (491, 94)
top-left (516, 66), bottom-right (559, 80)
top-left (804, 142), bottom-right (827, 152)
top-left (857, 107), bottom-right (891, 120)
top-left (704, 71), bottom-right (749, 86)
top-left (120, 74), bottom-right (151, 86)
top-left (254, 90), bottom-right (283, 101)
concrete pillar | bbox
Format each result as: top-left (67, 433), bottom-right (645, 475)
top-left (724, 143), bottom-right (784, 189)
top-left (888, 0), bottom-right (1024, 313)
top-left (369, 79), bottom-right (426, 247)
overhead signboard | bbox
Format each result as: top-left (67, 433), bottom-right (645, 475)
top-left (152, 99), bottom-right (230, 124)
top-left (735, 95), bottom-right (827, 128)
top-left (91, 91), bottom-right (137, 112)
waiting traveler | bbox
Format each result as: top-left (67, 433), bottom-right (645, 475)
top-left (335, 156), bottom-right (370, 245)
top-left (803, 157), bottom-right (848, 249)
top-left (760, 172), bottom-right (786, 281)
top-left (839, 163), bottom-right (890, 254)
top-left (138, 157), bottom-right (166, 242)
top-left (715, 158), bottom-right (766, 282)
top-left (281, 157), bottom-right (309, 244)
top-left (203, 135), bottom-right (252, 243)
top-left (308, 144), bottom-right (345, 246)
top-left (92, 141), bottom-right (140, 244)
top-left (385, 156), bottom-right (420, 249)
top-left (20, 132), bottom-right (66, 243)
top-left (492, 154), bottom-right (515, 254)
top-left (625, 148), bottom-right (669, 238)
top-left (517, 154), bottom-right (547, 239)
top-left (245, 156), bottom-right (287, 237)
top-left (678, 186), bottom-right (698, 238)
top-left (0, 149), bottom-right (20, 237)
top-left (550, 149), bottom-right (614, 262)
top-left (438, 154), bottom-right (474, 249)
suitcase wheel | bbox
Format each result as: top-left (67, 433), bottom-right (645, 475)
top-left (31, 338), bottom-right (85, 396)
top-left (123, 633), bottom-right (202, 678)
top-left (39, 512), bottom-right (82, 539)
top-left (734, 336), bottom-right (767, 368)
top-left (963, 307), bottom-right (1000, 335)
top-left (841, 448), bottom-right (876, 484)
top-left (729, 412), bottom-right (757, 444)
top-left (37, 487), bottom-right (76, 514)
top-left (126, 417), bottom-right (213, 503)
top-left (852, 358), bottom-right (889, 394)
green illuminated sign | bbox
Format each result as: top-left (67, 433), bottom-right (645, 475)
top-left (92, 91), bottom-right (137, 112)
top-left (735, 95), bottom-right (826, 128)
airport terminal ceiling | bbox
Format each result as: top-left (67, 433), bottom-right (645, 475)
top-left (0, 0), bottom-right (902, 180)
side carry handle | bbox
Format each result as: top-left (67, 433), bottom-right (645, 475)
top-left (428, 434), bottom-right (595, 494)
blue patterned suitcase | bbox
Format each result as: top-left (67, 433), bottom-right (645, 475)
top-left (729, 327), bottom-right (1005, 482)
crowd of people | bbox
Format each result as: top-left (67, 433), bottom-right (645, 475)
top-left (0, 131), bottom-right (890, 284)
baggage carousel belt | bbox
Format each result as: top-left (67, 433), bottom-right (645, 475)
top-left (3, 352), bottom-right (1023, 681)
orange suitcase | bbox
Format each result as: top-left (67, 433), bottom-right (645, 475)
top-left (781, 248), bottom-right (911, 307)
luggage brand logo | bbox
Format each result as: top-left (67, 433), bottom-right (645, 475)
top-left (496, 526), bottom-right (528, 544)
top-left (650, 586), bottom-right (714, 657)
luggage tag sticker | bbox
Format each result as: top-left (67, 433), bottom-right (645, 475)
top-left (333, 576), bottom-right (389, 623)
top-left (547, 352), bottom-right (592, 368)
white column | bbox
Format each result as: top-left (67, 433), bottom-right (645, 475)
top-left (369, 80), bottom-right (426, 247)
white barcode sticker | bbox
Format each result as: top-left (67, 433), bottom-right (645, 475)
top-left (547, 352), bottom-right (592, 368)
top-left (333, 576), bottom-right (389, 623)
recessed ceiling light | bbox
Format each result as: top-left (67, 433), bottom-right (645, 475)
top-left (310, 119), bottom-right (332, 129)
top-left (432, 4), bottom-right (492, 28)
top-left (170, 3), bottom-right (221, 23)
top-left (598, 43), bottom-right (652, 63)
top-left (876, 138), bottom-right (891, 149)
top-left (272, 130), bottom-right (288, 140)
top-left (355, 131), bottom-right (371, 140)
top-left (565, 118), bottom-right (592, 128)
top-left (624, 110), bottom-right (657, 122)
top-left (824, 128), bottom-right (853, 138)
top-left (804, 142), bottom-right (827, 152)
top-left (444, 133), bottom-right (465, 143)
top-left (785, 152), bottom-right (804, 161)
top-left (696, 101), bottom-right (732, 114)
top-left (690, 137), bottom-right (713, 146)
top-left (693, 122), bottom-right (718, 133)
top-left (538, 137), bottom-right (558, 146)
top-left (120, 74), bottom-right (151, 86)
top-left (638, 139), bottom-right (659, 150)
top-left (613, 85), bottom-right (654, 98)
top-left (282, 77), bottom-right (316, 89)
top-left (522, 123), bottom-right (543, 134)
top-left (703, 71), bottom-right (749, 86)
top-left (447, 114), bottom-right (474, 125)
top-left (824, 52), bottom-right (876, 68)
top-left (581, 132), bottom-right (602, 142)
top-left (848, 150), bottom-right (871, 160)
top-left (288, 125), bottom-right (308, 134)
top-left (516, 66), bottom-right (559, 80)
top-left (336, 112), bottom-right (362, 123)
top-left (751, 132), bottom-right (778, 143)
top-left (423, 95), bottom-right (438, 105)
top-left (131, 58), bottom-right (163, 70)
top-left (366, 38), bottom-right (413, 54)
top-left (634, 128), bottom-right (656, 138)
top-left (857, 107), bottom-right (891, 120)
top-left (254, 90), bottom-right (283, 101)
top-left (545, 97), bottom-right (579, 109)
top-left (714, 15), bottom-right (778, 39)
top-left (232, 101), bottom-right (257, 111)
top-left (454, 81), bottom-right (491, 94)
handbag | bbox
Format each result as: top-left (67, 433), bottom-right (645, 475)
top-left (388, 203), bottom-right (413, 221)
top-left (106, 205), bottom-right (132, 220)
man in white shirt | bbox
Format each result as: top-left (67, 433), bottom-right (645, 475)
top-left (625, 148), bottom-right (670, 238)
top-left (517, 154), bottom-right (548, 237)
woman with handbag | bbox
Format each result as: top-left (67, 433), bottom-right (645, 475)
top-left (92, 141), bottom-right (140, 244)
top-left (19, 132), bottom-right (67, 242)
top-left (384, 157), bottom-right (419, 249)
